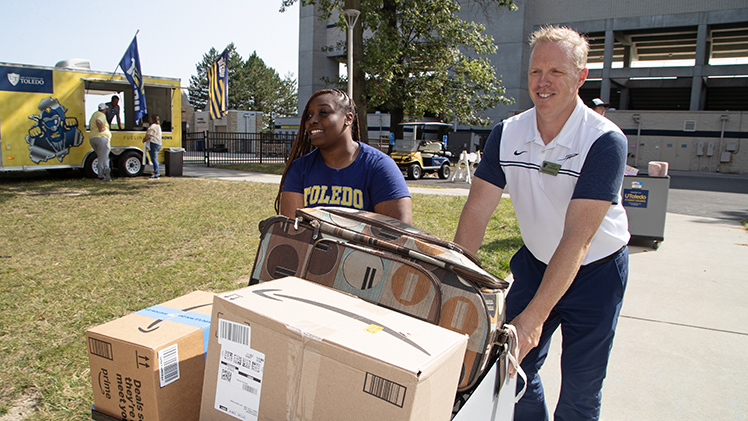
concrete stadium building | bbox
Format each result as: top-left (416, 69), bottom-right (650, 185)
top-left (297, 0), bottom-right (748, 173)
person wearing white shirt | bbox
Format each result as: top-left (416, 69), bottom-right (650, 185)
top-left (454, 26), bottom-right (629, 421)
top-left (142, 114), bottom-right (163, 179)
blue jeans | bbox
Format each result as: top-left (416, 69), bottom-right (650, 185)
top-left (148, 142), bottom-right (161, 175)
top-left (508, 245), bottom-right (628, 421)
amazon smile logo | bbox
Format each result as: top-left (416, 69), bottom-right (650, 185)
top-left (253, 288), bottom-right (431, 355)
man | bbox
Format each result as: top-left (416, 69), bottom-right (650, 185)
top-left (105, 95), bottom-right (122, 130)
top-left (89, 103), bottom-right (112, 181)
top-left (590, 98), bottom-right (609, 116)
top-left (454, 26), bottom-right (629, 420)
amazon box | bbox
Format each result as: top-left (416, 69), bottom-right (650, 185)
top-left (200, 277), bottom-right (468, 421)
top-left (86, 291), bottom-right (214, 421)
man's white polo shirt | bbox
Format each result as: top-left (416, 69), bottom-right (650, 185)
top-left (475, 97), bottom-right (630, 265)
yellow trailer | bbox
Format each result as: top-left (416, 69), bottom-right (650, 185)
top-left (0, 61), bottom-right (181, 177)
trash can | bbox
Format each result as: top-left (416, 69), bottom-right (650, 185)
top-left (164, 147), bottom-right (184, 177)
top-left (623, 174), bottom-right (670, 249)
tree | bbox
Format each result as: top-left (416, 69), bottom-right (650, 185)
top-left (281, 0), bottom-right (516, 138)
top-left (188, 46), bottom-right (298, 131)
top-left (237, 52), bottom-right (299, 131)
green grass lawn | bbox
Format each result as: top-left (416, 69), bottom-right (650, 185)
top-left (0, 169), bottom-right (520, 420)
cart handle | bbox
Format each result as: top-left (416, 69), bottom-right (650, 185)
top-left (498, 324), bottom-right (526, 403)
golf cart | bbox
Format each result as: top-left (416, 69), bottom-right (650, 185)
top-left (390, 122), bottom-right (453, 180)
top-left (391, 139), bottom-right (453, 179)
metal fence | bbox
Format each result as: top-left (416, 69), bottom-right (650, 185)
top-left (182, 132), bottom-right (296, 166)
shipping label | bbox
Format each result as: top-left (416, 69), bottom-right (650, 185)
top-left (214, 319), bottom-right (264, 421)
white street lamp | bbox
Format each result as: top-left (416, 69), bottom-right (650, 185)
top-left (341, 9), bottom-right (360, 99)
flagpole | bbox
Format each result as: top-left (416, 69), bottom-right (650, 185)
top-left (109, 30), bottom-right (140, 81)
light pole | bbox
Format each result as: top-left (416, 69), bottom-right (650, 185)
top-left (341, 9), bottom-right (360, 99)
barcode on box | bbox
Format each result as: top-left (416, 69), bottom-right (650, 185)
top-left (363, 372), bottom-right (406, 407)
top-left (219, 319), bottom-right (250, 346)
top-left (88, 338), bottom-right (113, 360)
top-left (158, 344), bottom-right (180, 388)
top-left (242, 383), bottom-right (259, 395)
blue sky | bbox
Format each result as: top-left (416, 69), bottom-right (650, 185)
top-left (0, 0), bottom-right (300, 87)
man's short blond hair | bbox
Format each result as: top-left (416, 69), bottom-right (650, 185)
top-left (529, 25), bottom-right (589, 72)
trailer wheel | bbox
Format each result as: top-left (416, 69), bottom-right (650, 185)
top-left (438, 163), bottom-right (451, 179)
top-left (83, 153), bottom-right (100, 178)
top-left (407, 164), bottom-right (422, 180)
top-left (117, 150), bottom-right (144, 177)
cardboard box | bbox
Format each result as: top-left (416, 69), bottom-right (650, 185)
top-left (86, 291), bottom-right (214, 421)
top-left (200, 277), bottom-right (468, 421)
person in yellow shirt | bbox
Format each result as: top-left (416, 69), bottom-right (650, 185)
top-left (88, 103), bottom-right (111, 181)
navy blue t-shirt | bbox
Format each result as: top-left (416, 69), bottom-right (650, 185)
top-left (282, 142), bottom-right (410, 212)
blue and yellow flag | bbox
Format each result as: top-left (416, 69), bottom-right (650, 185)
top-left (208, 49), bottom-right (229, 120)
top-left (119, 35), bottom-right (147, 122)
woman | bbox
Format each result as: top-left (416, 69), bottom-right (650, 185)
top-left (276, 89), bottom-right (412, 223)
top-left (142, 114), bottom-right (162, 179)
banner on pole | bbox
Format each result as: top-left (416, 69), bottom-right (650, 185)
top-left (208, 49), bottom-right (229, 120)
top-left (119, 36), bottom-right (147, 123)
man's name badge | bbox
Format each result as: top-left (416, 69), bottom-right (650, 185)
top-left (540, 161), bottom-right (561, 176)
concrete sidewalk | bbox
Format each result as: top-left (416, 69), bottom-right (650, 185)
top-left (183, 165), bottom-right (748, 419)
top-left (181, 165), bottom-right (472, 196)
top-left (182, 166), bottom-right (283, 185)
top-left (546, 213), bottom-right (748, 420)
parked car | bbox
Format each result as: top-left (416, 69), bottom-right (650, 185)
top-left (390, 139), bottom-right (452, 180)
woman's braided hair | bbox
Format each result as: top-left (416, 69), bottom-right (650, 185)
top-left (274, 88), bottom-right (360, 214)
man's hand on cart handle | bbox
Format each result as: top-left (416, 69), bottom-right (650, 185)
top-left (506, 311), bottom-right (543, 377)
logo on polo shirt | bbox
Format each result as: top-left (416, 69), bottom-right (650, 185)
top-left (513, 150), bottom-right (528, 156)
top-left (558, 152), bottom-right (579, 162)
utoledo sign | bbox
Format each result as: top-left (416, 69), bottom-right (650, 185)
top-left (623, 189), bottom-right (649, 208)
top-left (0, 65), bottom-right (53, 94)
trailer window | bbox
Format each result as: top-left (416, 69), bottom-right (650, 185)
top-left (85, 92), bottom-right (124, 130)
top-left (84, 80), bottom-right (173, 132)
